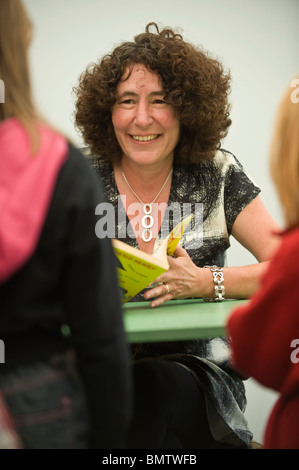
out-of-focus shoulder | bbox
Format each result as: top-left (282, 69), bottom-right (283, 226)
top-left (81, 147), bottom-right (91, 157)
top-left (271, 227), bottom-right (299, 277)
top-left (282, 226), bottom-right (299, 249)
top-left (80, 147), bottom-right (100, 169)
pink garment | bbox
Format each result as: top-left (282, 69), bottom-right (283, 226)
top-left (0, 118), bottom-right (67, 282)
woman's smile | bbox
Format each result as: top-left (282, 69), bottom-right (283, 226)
top-left (131, 134), bottom-right (160, 142)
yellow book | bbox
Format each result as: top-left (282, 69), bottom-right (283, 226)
top-left (112, 214), bottom-right (193, 303)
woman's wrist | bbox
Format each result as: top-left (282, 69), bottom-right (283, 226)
top-left (202, 266), bottom-right (225, 302)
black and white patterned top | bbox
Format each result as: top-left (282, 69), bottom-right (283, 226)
top-left (86, 148), bottom-right (261, 448)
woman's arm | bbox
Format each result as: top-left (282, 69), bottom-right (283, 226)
top-left (219, 195), bottom-right (281, 298)
top-left (145, 196), bottom-right (281, 307)
top-left (231, 195), bottom-right (281, 263)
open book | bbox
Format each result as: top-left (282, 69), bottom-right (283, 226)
top-left (112, 214), bottom-right (193, 303)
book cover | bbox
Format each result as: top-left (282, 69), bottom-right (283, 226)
top-left (112, 214), bottom-right (193, 303)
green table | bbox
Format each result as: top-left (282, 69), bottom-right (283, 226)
top-left (123, 298), bottom-right (247, 343)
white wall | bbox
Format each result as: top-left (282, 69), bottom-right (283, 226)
top-left (23, 0), bottom-right (298, 444)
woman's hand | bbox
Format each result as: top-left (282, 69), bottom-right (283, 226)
top-left (144, 245), bottom-right (207, 307)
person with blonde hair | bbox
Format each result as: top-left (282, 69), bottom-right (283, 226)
top-left (0, 0), bottom-right (132, 449)
top-left (227, 76), bottom-right (299, 449)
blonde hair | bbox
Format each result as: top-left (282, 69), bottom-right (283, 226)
top-left (270, 76), bottom-right (299, 230)
top-left (0, 0), bottom-right (39, 150)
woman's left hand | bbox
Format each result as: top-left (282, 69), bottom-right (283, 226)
top-left (144, 245), bottom-right (204, 307)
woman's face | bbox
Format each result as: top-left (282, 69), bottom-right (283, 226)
top-left (112, 64), bottom-right (180, 168)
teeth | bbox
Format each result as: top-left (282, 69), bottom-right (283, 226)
top-left (132, 135), bottom-right (158, 142)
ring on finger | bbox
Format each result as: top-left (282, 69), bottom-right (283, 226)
top-left (164, 283), bottom-right (170, 295)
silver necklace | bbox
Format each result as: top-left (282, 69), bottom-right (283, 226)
top-left (121, 167), bottom-right (173, 242)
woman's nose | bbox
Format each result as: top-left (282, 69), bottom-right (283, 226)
top-left (134, 102), bottom-right (154, 127)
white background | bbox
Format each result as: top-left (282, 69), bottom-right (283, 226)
top-left (23, 0), bottom-right (299, 444)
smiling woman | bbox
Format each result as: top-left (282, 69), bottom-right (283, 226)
top-left (73, 22), bottom-right (280, 449)
top-left (112, 64), bottom-right (180, 170)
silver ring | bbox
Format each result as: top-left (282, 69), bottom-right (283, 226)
top-left (164, 283), bottom-right (170, 295)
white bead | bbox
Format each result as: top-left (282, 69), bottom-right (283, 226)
top-left (143, 203), bottom-right (152, 214)
top-left (142, 228), bottom-right (153, 242)
top-left (141, 214), bottom-right (154, 229)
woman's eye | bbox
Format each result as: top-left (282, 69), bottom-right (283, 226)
top-left (154, 99), bottom-right (167, 104)
top-left (121, 99), bottom-right (135, 104)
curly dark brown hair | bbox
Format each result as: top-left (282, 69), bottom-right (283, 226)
top-left (73, 22), bottom-right (232, 163)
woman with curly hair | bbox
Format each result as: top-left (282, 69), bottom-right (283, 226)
top-left (74, 22), bottom-right (280, 448)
